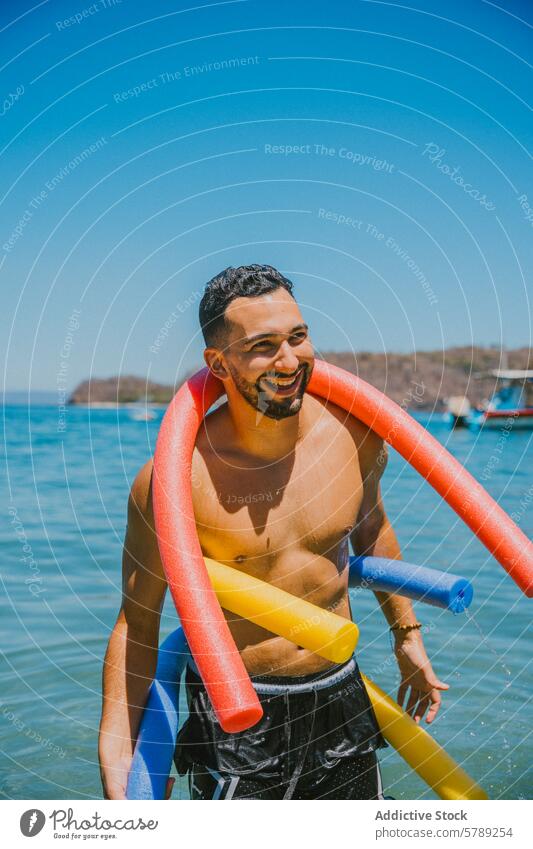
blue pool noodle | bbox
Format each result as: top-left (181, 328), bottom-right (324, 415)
top-left (349, 556), bottom-right (473, 613)
top-left (126, 627), bottom-right (188, 800)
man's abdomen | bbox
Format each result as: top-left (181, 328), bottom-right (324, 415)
top-left (220, 551), bottom-right (352, 677)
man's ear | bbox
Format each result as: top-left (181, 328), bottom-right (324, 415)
top-left (204, 347), bottom-right (229, 380)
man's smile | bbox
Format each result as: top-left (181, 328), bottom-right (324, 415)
top-left (259, 366), bottom-right (306, 397)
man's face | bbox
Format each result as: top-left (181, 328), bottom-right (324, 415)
top-left (211, 289), bottom-right (314, 420)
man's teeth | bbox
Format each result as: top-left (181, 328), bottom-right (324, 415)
top-left (268, 371), bottom-right (301, 387)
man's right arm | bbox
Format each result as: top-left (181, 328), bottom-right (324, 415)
top-left (98, 459), bottom-right (168, 799)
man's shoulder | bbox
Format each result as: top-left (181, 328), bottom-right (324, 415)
top-left (129, 458), bottom-right (155, 521)
top-left (194, 402), bottom-right (232, 458)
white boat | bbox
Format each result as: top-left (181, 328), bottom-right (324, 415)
top-left (444, 395), bottom-right (472, 428)
top-left (466, 370), bottom-right (533, 430)
top-left (128, 406), bottom-right (157, 421)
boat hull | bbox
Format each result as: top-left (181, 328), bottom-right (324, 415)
top-left (467, 409), bottom-right (533, 430)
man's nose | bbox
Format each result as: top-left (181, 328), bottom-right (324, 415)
top-left (274, 340), bottom-right (300, 373)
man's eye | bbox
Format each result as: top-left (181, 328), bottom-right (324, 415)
top-left (291, 332), bottom-right (307, 343)
top-left (251, 342), bottom-right (273, 352)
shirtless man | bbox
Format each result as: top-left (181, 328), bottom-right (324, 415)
top-left (98, 264), bottom-right (448, 800)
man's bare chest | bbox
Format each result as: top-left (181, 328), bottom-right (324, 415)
top-left (192, 432), bottom-right (363, 565)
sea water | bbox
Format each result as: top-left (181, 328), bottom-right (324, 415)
top-left (0, 404), bottom-right (531, 799)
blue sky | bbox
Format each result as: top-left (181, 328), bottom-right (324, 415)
top-left (1, 0), bottom-right (532, 390)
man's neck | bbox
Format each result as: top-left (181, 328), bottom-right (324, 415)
top-left (225, 393), bottom-right (305, 461)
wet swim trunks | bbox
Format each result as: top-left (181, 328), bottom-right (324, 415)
top-left (174, 655), bottom-right (387, 799)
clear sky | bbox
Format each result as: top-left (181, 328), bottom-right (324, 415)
top-left (1, 0), bottom-right (532, 391)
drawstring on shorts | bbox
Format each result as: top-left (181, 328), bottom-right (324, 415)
top-left (282, 687), bottom-right (319, 799)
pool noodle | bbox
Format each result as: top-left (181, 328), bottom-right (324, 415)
top-left (126, 628), bottom-right (189, 800)
top-left (205, 557), bottom-right (359, 662)
top-left (152, 369), bottom-right (262, 733)
top-left (349, 556), bottom-right (473, 613)
top-left (309, 361), bottom-right (533, 597)
top-left (362, 675), bottom-right (487, 800)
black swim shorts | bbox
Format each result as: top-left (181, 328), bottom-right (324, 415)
top-left (174, 655), bottom-right (387, 799)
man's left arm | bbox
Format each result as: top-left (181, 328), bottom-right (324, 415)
top-left (350, 434), bottom-right (449, 724)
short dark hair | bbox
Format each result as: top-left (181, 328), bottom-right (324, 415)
top-left (199, 264), bottom-right (294, 346)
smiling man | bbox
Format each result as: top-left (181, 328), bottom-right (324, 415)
top-left (98, 264), bottom-right (448, 800)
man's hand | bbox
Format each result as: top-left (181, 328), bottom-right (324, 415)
top-left (394, 630), bottom-right (449, 724)
top-left (100, 752), bottom-right (175, 800)
top-left (100, 752), bottom-right (132, 800)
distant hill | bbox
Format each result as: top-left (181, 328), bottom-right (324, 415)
top-left (68, 375), bottom-right (179, 405)
top-left (68, 372), bottom-right (200, 405)
top-left (68, 347), bottom-right (531, 409)
top-left (321, 347), bottom-right (532, 409)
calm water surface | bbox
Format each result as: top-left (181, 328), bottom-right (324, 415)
top-left (1, 404), bottom-right (531, 799)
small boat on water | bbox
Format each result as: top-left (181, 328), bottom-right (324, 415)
top-left (444, 395), bottom-right (472, 428)
top-left (466, 370), bottom-right (533, 430)
top-left (128, 406), bottom-right (158, 421)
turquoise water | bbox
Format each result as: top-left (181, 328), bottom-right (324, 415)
top-left (1, 404), bottom-right (531, 800)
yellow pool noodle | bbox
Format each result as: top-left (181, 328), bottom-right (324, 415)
top-left (204, 557), bottom-right (359, 664)
top-left (362, 675), bottom-right (488, 800)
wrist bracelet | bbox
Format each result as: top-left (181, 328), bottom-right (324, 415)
top-left (390, 622), bottom-right (422, 633)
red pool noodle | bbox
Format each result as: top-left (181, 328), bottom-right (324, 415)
top-left (153, 360), bottom-right (532, 733)
top-left (152, 369), bottom-right (261, 732)
top-left (308, 360), bottom-right (533, 597)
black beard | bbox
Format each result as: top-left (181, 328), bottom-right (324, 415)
top-left (228, 363), bottom-right (311, 420)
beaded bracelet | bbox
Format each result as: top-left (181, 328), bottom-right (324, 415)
top-left (390, 622), bottom-right (422, 633)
